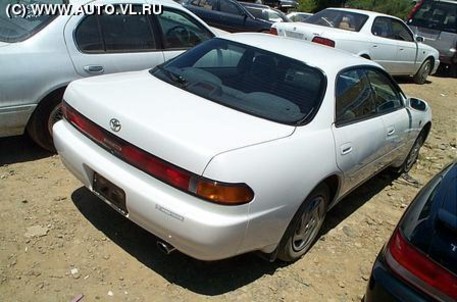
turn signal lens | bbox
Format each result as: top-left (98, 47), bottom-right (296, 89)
top-left (196, 179), bottom-right (254, 205)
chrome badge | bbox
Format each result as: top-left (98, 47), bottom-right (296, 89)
top-left (109, 118), bottom-right (121, 132)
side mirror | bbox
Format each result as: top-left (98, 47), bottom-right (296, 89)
top-left (408, 97), bottom-right (427, 111)
top-left (416, 36), bottom-right (424, 42)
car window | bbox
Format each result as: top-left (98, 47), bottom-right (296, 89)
top-left (75, 5), bottom-right (156, 53)
top-left (365, 69), bottom-right (403, 113)
top-left (407, 1), bottom-right (457, 34)
top-left (157, 8), bottom-right (214, 49)
top-left (336, 69), bottom-right (374, 125)
top-left (75, 15), bottom-right (103, 52)
top-left (219, 0), bottom-right (242, 16)
top-left (390, 19), bottom-right (413, 42)
top-left (0, 0), bottom-right (66, 42)
top-left (152, 38), bottom-right (326, 125)
top-left (336, 68), bottom-right (403, 125)
top-left (192, 0), bottom-right (216, 11)
top-left (306, 9), bottom-right (368, 32)
top-left (372, 17), bottom-right (392, 38)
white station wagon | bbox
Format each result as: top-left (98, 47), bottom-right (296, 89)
top-left (271, 8), bottom-right (440, 84)
top-left (54, 34), bottom-right (432, 262)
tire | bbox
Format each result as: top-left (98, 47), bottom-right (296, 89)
top-left (277, 184), bottom-right (330, 262)
top-left (26, 89), bottom-right (65, 152)
top-left (413, 59), bottom-right (432, 85)
top-left (401, 132), bottom-right (425, 174)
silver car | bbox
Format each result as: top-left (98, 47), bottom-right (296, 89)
top-left (0, 0), bottom-right (217, 151)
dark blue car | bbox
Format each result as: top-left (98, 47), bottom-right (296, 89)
top-left (365, 161), bottom-right (457, 301)
top-left (183, 0), bottom-right (274, 32)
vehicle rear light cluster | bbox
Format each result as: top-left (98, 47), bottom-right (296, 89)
top-left (62, 102), bottom-right (254, 205)
top-left (311, 36), bottom-right (335, 48)
top-left (386, 228), bottom-right (457, 300)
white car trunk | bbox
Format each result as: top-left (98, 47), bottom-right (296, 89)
top-left (64, 70), bottom-right (295, 175)
top-left (276, 23), bottom-right (326, 41)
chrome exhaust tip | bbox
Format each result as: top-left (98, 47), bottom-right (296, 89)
top-left (157, 240), bottom-right (176, 255)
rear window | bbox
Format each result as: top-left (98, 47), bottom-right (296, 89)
top-left (305, 9), bottom-right (368, 32)
top-left (151, 38), bottom-right (326, 125)
top-left (0, 0), bottom-right (66, 43)
top-left (407, 1), bottom-right (457, 34)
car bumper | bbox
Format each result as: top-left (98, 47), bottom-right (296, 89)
top-left (53, 120), bottom-right (251, 261)
top-left (365, 252), bottom-right (430, 302)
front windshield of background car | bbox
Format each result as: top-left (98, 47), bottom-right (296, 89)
top-left (0, 0), bottom-right (66, 42)
top-left (151, 38), bottom-right (326, 125)
top-left (306, 9), bottom-right (368, 32)
top-left (407, 2), bottom-right (457, 34)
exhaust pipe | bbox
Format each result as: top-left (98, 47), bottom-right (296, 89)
top-left (157, 240), bottom-right (176, 255)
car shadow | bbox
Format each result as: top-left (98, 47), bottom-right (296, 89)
top-left (70, 171), bottom-right (397, 295)
top-left (0, 135), bottom-right (51, 165)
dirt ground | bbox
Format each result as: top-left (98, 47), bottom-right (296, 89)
top-left (0, 75), bottom-right (456, 302)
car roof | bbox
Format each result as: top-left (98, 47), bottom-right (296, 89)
top-left (220, 33), bottom-right (381, 72)
top-left (323, 7), bottom-right (402, 20)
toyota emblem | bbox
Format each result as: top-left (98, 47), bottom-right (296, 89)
top-left (109, 118), bottom-right (121, 132)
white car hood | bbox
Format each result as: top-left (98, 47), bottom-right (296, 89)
top-left (64, 70), bottom-right (295, 175)
top-left (0, 41), bottom-right (10, 47)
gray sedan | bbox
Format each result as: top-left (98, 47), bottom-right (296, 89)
top-left (0, 0), bottom-right (217, 151)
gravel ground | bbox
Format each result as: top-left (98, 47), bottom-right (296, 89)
top-left (0, 75), bottom-right (456, 302)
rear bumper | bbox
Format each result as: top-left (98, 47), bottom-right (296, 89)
top-left (53, 121), bottom-right (251, 261)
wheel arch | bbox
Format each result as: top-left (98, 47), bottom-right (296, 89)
top-left (26, 84), bottom-right (68, 127)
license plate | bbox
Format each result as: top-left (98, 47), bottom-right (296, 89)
top-left (93, 173), bottom-right (127, 215)
top-left (285, 31), bottom-right (304, 39)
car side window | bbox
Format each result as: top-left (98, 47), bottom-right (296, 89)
top-left (193, 0), bottom-right (215, 10)
top-left (219, 0), bottom-right (242, 16)
top-left (99, 7), bottom-right (156, 52)
top-left (75, 5), bottom-right (156, 53)
top-left (75, 15), bottom-right (103, 52)
top-left (390, 19), bottom-right (414, 42)
top-left (366, 69), bottom-right (403, 113)
top-left (336, 69), bottom-right (375, 125)
top-left (371, 17), bottom-right (392, 38)
top-left (157, 8), bottom-right (214, 49)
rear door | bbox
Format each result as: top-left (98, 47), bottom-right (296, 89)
top-left (64, 4), bottom-right (165, 78)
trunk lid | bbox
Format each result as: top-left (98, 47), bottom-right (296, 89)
top-left (64, 70), bottom-right (295, 175)
top-left (276, 22), bottom-right (325, 41)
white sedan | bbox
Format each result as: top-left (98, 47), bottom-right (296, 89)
top-left (54, 33), bottom-right (432, 262)
top-left (271, 8), bottom-right (440, 84)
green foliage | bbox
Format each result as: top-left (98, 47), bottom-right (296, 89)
top-left (298, 0), bottom-right (414, 19)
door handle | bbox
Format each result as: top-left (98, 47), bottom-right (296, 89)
top-left (387, 127), bottom-right (396, 136)
top-left (340, 144), bottom-right (353, 155)
top-left (84, 65), bottom-right (104, 74)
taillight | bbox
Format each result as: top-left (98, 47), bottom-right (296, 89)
top-left (62, 102), bottom-right (254, 205)
top-left (386, 228), bottom-right (457, 300)
top-left (311, 36), bottom-right (335, 47)
top-left (269, 27), bottom-right (278, 35)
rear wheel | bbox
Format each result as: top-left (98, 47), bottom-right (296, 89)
top-left (277, 184), bottom-right (329, 262)
top-left (26, 89), bottom-right (65, 152)
top-left (413, 59), bottom-right (432, 84)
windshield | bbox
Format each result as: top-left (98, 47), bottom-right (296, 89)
top-left (306, 9), bottom-right (368, 32)
top-left (407, 1), bottom-right (457, 34)
top-left (151, 38), bottom-right (326, 125)
top-left (0, 0), bottom-right (66, 42)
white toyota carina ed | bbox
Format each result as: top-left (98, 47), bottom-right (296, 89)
top-left (54, 33), bottom-right (432, 262)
